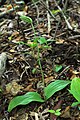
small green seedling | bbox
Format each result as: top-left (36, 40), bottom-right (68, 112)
top-left (52, 9), bottom-right (60, 15)
top-left (20, 15), bottom-right (45, 86)
top-left (54, 64), bottom-right (62, 72)
top-left (48, 109), bottom-right (61, 116)
top-left (32, 68), bottom-right (37, 74)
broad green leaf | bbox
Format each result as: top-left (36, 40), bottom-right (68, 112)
top-left (54, 65), bottom-right (62, 72)
top-left (71, 101), bottom-right (80, 107)
top-left (44, 80), bottom-right (71, 100)
top-left (38, 37), bottom-right (47, 44)
top-left (69, 77), bottom-right (80, 102)
top-left (20, 15), bottom-right (32, 24)
top-left (8, 92), bottom-right (44, 112)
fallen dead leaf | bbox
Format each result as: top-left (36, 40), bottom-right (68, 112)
top-left (61, 106), bottom-right (71, 118)
top-left (44, 76), bottom-right (54, 84)
top-left (6, 80), bottom-right (23, 96)
top-left (56, 39), bottom-right (65, 44)
top-left (24, 84), bottom-right (36, 92)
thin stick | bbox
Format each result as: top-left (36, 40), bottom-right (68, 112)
top-left (46, 0), bottom-right (51, 34)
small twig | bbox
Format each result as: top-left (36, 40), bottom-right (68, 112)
top-left (35, 113), bottom-right (39, 120)
top-left (53, 0), bottom-right (73, 30)
top-left (0, 20), bottom-right (7, 27)
top-left (56, 65), bottom-right (70, 79)
top-left (68, 35), bottom-right (80, 40)
top-left (14, 0), bottom-right (25, 5)
top-left (56, 32), bottom-right (67, 38)
top-left (46, 0), bottom-right (51, 34)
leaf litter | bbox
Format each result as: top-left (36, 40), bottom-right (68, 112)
top-left (0, 0), bottom-right (80, 119)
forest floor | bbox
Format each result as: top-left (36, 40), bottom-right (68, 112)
top-left (0, 0), bottom-right (80, 120)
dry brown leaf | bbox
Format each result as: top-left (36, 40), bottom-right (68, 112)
top-left (14, 36), bottom-right (22, 42)
top-left (44, 76), bottom-right (54, 83)
top-left (56, 39), bottom-right (65, 44)
top-left (12, 31), bottom-right (19, 37)
top-left (61, 106), bottom-right (71, 118)
top-left (24, 84), bottom-right (36, 92)
top-left (6, 80), bottom-right (23, 96)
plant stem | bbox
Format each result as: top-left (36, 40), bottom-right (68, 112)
top-left (37, 46), bottom-right (45, 87)
top-left (31, 22), bottom-right (45, 87)
top-left (31, 23), bottom-right (36, 39)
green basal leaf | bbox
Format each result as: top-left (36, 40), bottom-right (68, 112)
top-left (38, 37), bottom-right (47, 44)
top-left (69, 77), bottom-right (80, 102)
top-left (20, 15), bottom-right (32, 24)
top-left (8, 92), bottom-right (44, 112)
top-left (55, 65), bottom-right (62, 72)
top-left (71, 101), bottom-right (80, 107)
top-left (44, 80), bottom-right (71, 100)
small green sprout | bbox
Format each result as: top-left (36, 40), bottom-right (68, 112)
top-left (48, 109), bottom-right (61, 116)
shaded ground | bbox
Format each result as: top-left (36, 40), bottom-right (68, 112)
top-left (0, 0), bottom-right (80, 119)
